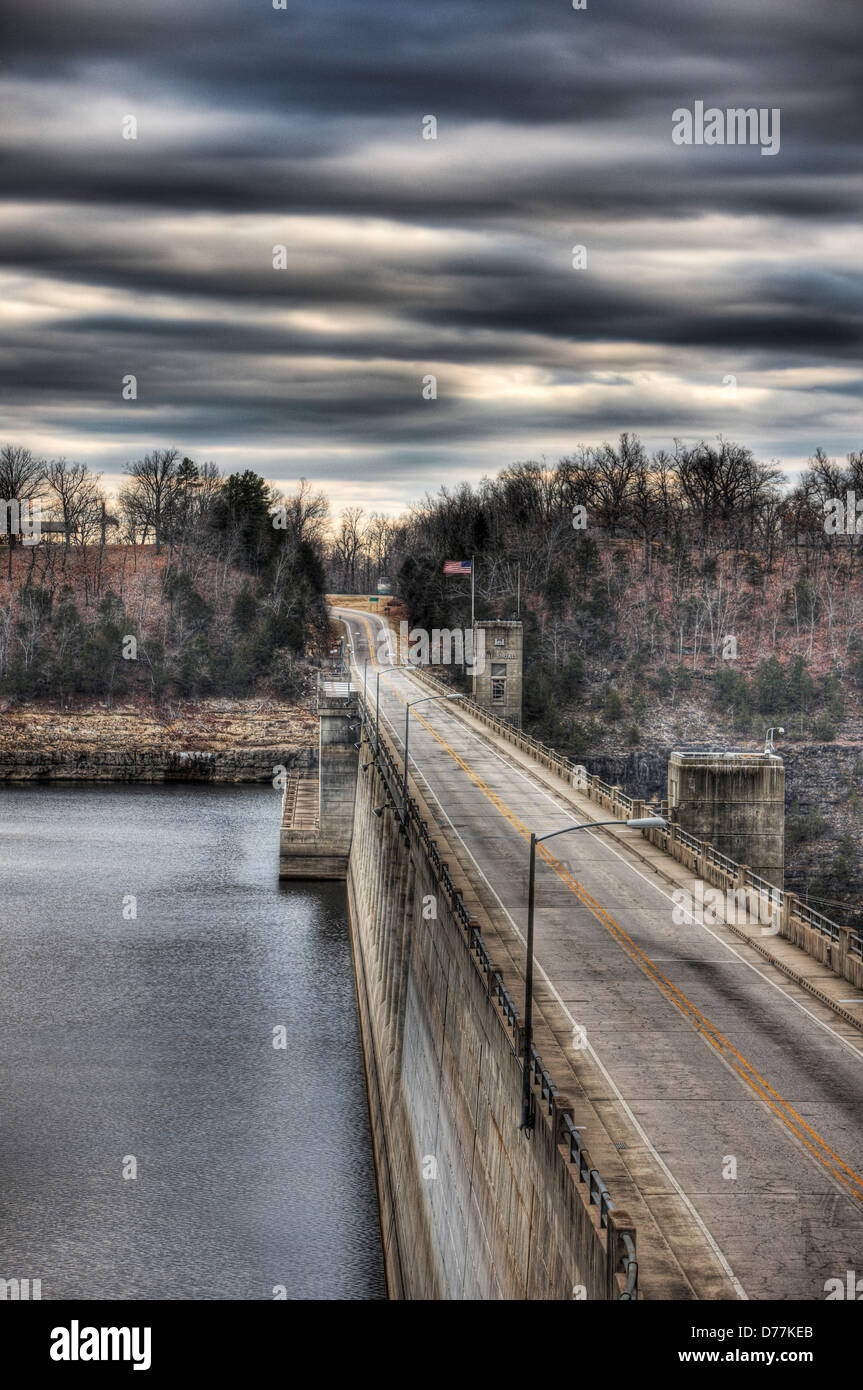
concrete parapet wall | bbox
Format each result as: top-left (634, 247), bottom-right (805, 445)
top-left (346, 730), bottom-right (635, 1300)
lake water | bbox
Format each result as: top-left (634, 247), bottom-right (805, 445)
top-left (0, 783), bottom-right (385, 1300)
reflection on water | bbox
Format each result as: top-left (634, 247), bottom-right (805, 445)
top-left (0, 783), bottom-right (385, 1300)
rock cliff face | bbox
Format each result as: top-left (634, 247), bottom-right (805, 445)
top-left (580, 750), bottom-right (669, 800)
top-left (0, 698), bottom-right (318, 783)
top-left (782, 744), bottom-right (863, 926)
top-left (0, 745), bottom-right (314, 782)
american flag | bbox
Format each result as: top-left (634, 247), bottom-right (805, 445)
top-left (443, 559), bottom-right (472, 575)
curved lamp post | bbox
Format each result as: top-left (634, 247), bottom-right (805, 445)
top-left (520, 814), bottom-right (667, 1133)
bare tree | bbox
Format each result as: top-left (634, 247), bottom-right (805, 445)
top-left (274, 477), bottom-right (330, 553)
top-left (333, 507), bottom-right (366, 591)
top-left (121, 449), bottom-right (181, 554)
top-left (0, 444), bottom-right (47, 580)
top-left (47, 459), bottom-right (103, 568)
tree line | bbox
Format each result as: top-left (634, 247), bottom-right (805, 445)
top-left (0, 446), bottom-right (330, 703)
top-left (321, 435), bottom-right (863, 746)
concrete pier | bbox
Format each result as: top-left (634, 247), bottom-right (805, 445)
top-left (668, 749), bottom-right (785, 890)
top-left (279, 681), bottom-right (359, 879)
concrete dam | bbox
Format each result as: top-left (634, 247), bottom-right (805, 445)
top-left (282, 679), bottom-right (634, 1298)
top-left (281, 607), bottom-right (863, 1302)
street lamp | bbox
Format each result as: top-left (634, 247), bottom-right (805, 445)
top-left (765, 726), bottom-right (784, 754)
top-left (358, 672), bottom-right (384, 768)
top-left (519, 814), bottom-right (666, 1134)
top-left (402, 693), bottom-right (462, 822)
top-left (374, 671), bottom-right (381, 755)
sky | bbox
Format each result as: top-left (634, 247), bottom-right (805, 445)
top-left (1, 0), bottom-right (861, 517)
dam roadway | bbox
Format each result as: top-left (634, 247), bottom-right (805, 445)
top-left (334, 604), bottom-right (863, 1301)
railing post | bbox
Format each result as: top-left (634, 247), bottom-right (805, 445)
top-left (835, 925), bottom-right (852, 978)
top-left (605, 1210), bottom-right (637, 1300)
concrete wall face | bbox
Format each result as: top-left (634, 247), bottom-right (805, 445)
top-left (346, 756), bottom-right (622, 1300)
top-left (318, 698), bottom-right (359, 845)
top-left (282, 682), bottom-right (630, 1297)
top-left (280, 687), bottom-right (359, 878)
top-left (668, 751), bottom-right (785, 890)
top-left (471, 620), bottom-right (522, 726)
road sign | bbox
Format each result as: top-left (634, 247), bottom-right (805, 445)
top-left (369, 596), bottom-right (379, 603)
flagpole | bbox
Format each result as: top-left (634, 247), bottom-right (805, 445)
top-left (466, 553), bottom-right (475, 631)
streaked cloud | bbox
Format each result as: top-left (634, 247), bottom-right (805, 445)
top-left (0, 0), bottom-right (860, 514)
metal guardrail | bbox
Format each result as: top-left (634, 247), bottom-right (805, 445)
top-left (707, 846), bottom-right (739, 876)
top-left (357, 686), bottom-right (637, 1299)
top-left (796, 901), bottom-right (842, 943)
top-left (560, 1113), bottom-right (638, 1299)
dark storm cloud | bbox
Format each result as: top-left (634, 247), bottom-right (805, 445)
top-left (0, 0), bottom-right (860, 504)
top-left (4, 0), bottom-right (860, 127)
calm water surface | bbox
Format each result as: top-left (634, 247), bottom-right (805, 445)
top-left (0, 783), bottom-right (385, 1299)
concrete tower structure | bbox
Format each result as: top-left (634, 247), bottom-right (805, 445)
top-left (668, 749), bottom-right (785, 890)
top-left (471, 620), bottom-right (523, 727)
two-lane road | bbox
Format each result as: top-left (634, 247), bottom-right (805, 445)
top-left (334, 605), bottom-right (863, 1300)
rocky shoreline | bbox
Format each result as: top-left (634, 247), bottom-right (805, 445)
top-left (0, 745), bottom-right (315, 782)
top-left (0, 698), bottom-right (318, 783)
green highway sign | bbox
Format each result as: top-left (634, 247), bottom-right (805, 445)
top-left (369, 596), bottom-right (379, 603)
